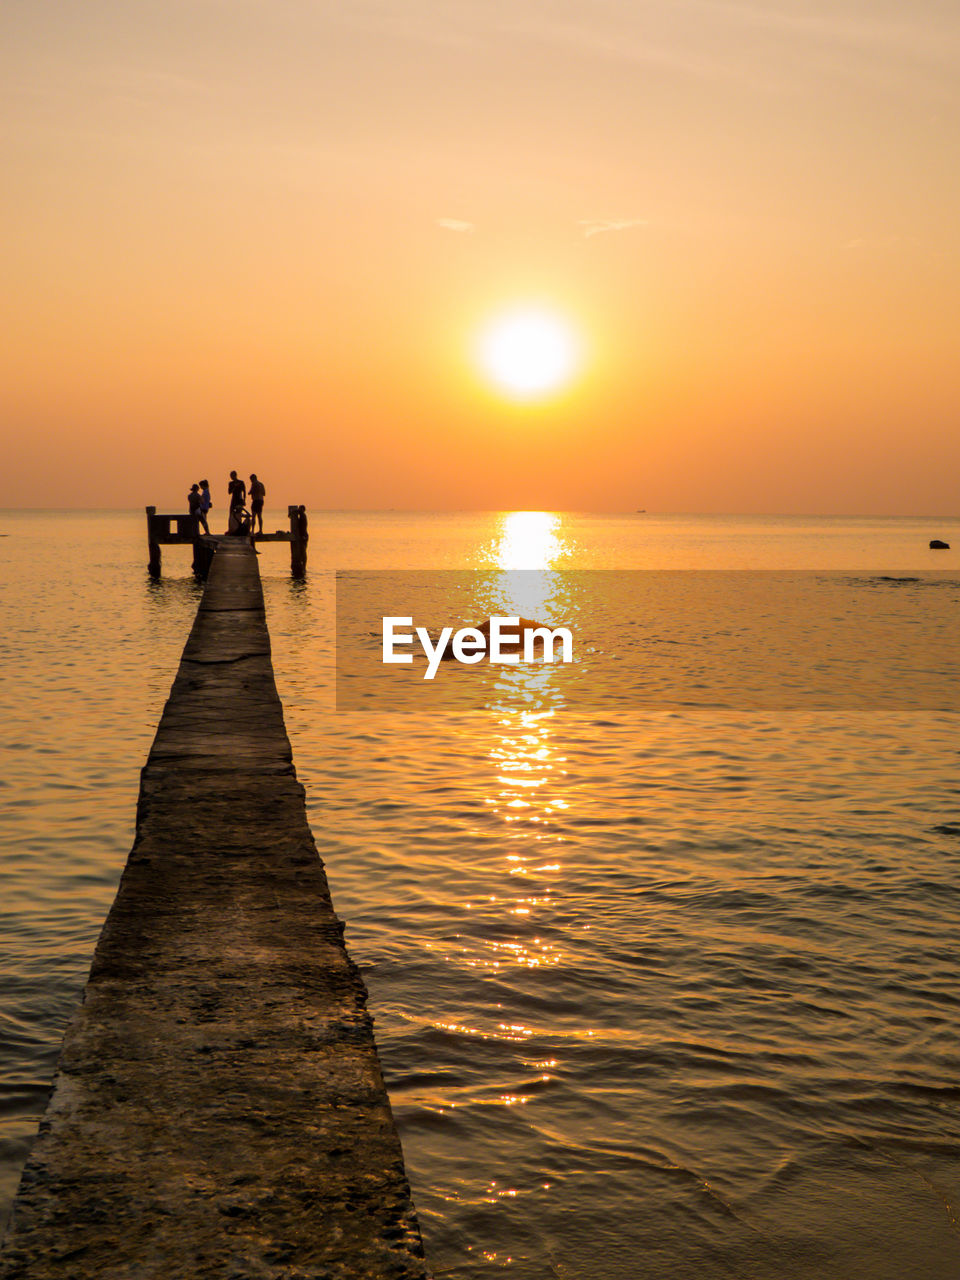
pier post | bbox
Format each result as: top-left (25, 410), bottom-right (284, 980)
top-left (145, 505), bottom-right (161, 578)
top-left (191, 535), bottom-right (215, 580)
top-left (1, 540), bottom-right (426, 1279)
top-left (289, 503), bottom-right (308, 578)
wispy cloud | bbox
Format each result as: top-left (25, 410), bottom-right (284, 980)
top-left (685, 1), bottom-right (960, 69)
top-left (844, 235), bottom-right (916, 251)
top-left (579, 218), bottom-right (649, 239)
top-left (436, 218), bottom-right (475, 233)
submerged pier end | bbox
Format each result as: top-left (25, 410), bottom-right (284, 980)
top-left (2, 541), bottom-right (426, 1279)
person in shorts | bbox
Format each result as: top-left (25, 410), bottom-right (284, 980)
top-left (249, 473), bottom-right (266, 536)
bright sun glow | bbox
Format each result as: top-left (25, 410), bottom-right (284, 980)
top-left (476, 307), bottom-right (581, 400)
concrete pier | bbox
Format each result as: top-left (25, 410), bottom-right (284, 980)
top-left (1, 541), bottom-right (427, 1279)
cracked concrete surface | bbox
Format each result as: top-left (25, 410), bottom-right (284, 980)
top-left (1, 541), bottom-right (428, 1280)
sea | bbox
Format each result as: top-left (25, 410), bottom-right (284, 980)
top-left (2, 510), bottom-right (960, 1279)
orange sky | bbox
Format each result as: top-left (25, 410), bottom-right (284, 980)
top-left (3, 1), bottom-right (959, 513)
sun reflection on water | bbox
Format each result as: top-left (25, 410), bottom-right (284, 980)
top-left (493, 511), bottom-right (566, 571)
top-left (478, 510), bottom-right (571, 625)
top-left (467, 515), bottom-right (578, 987)
top-left (474, 699), bottom-right (570, 990)
top-left (420, 514), bottom-right (597, 1151)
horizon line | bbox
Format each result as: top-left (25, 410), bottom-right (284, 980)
top-left (1, 507), bottom-right (958, 521)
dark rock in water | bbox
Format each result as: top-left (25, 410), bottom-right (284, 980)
top-left (929, 539), bottom-right (950, 549)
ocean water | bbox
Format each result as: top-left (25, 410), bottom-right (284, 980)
top-left (2, 510), bottom-right (960, 1278)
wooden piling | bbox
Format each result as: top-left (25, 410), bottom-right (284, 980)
top-left (1, 540), bottom-right (426, 1279)
top-left (191, 531), bottom-right (215, 579)
top-left (146, 505), bottom-right (161, 578)
top-left (289, 504), bottom-right (308, 578)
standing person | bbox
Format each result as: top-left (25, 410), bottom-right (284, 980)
top-left (198, 479), bottom-right (212, 535)
top-left (227, 470), bottom-right (246, 520)
top-left (249, 473), bottom-right (266, 536)
top-left (187, 483), bottom-right (202, 533)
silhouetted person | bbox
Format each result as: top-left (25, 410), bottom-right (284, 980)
top-left (249, 473), bottom-right (266, 535)
top-left (227, 470), bottom-right (246, 520)
top-left (296, 505), bottom-right (308, 543)
top-left (227, 505), bottom-right (252, 537)
top-left (198, 479), bottom-right (211, 535)
top-left (188, 484), bottom-right (202, 533)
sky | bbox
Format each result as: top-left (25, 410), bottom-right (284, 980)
top-left (3, 0), bottom-right (959, 513)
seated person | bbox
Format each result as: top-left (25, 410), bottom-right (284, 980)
top-left (227, 507), bottom-right (252, 536)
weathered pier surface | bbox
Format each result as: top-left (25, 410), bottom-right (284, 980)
top-left (1, 541), bottom-right (426, 1280)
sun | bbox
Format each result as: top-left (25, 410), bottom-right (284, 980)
top-left (475, 306), bottom-right (582, 400)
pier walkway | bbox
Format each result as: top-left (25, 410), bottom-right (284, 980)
top-left (1, 541), bottom-right (427, 1279)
